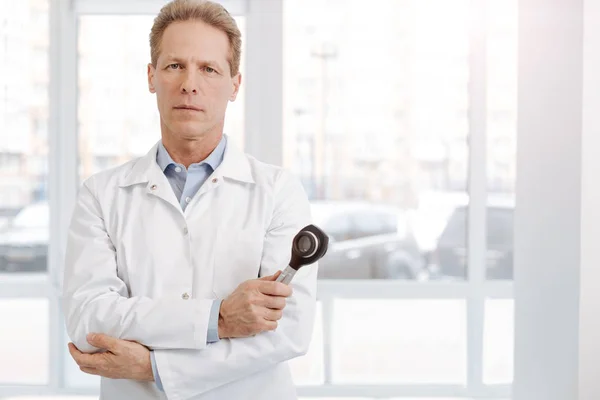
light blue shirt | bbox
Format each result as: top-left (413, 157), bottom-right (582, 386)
top-left (150, 135), bottom-right (227, 391)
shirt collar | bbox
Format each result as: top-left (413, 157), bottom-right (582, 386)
top-left (156, 134), bottom-right (228, 172)
top-left (119, 134), bottom-right (253, 188)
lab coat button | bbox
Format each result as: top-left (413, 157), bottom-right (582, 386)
top-left (212, 178), bottom-right (218, 183)
top-left (182, 292), bottom-right (190, 300)
top-left (150, 184), bottom-right (157, 190)
top-left (183, 227), bottom-right (189, 235)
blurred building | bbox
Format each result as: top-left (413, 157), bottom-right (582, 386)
top-left (77, 15), bottom-right (162, 181)
top-left (284, 0), bottom-right (517, 207)
top-left (0, 0), bottom-right (48, 209)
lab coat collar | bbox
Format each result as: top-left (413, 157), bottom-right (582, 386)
top-left (216, 136), bottom-right (255, 184)
top-left (119, 134), bottom-right (254, 188)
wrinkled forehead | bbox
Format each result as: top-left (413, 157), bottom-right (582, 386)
top-left (157, 20), bottom-right (232, 67)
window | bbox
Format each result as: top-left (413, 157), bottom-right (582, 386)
top-left (0, 0), bottom-right (518, 398)
top-left (0, 0), bottom-right (49, 275)
top-left (284, 0), bottom-right (470, 282)
top-left (0, 0), bottom-right (51, 393)
top-left (283, 0), bottom-right (514, 398)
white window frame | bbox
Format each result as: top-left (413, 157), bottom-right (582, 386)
top-left (0, 0), bottom-right (512, 398)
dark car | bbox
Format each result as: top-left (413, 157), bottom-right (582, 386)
top-left (311, 201), bottom-right (424, 279)
top-left (0, 202), bottom-right (49, 273)
top-left (427, 196), bottom-right (514, 280)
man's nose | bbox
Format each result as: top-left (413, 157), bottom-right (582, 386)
top-left (180, 71), bottom-right (199, 94)
top-left (181, 86), bottom-right (197, 94)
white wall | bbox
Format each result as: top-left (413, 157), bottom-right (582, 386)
top-left (514, 0), bottom-right (600, 398)
top-left (578, 0), bottom-right (600, 398)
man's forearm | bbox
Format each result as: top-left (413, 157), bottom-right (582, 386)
top-left (151, 299), bottom-right (222, 392)
top-left (64, 293), bottom-right (214, 353)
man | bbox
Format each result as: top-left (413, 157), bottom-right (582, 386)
top-left (62, 0), bottom-right (317, 399)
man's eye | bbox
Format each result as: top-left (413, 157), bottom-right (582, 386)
top-left (204, 66), bottom-right (216, 73)
top-left (168, 63), bottom-right (181, 70)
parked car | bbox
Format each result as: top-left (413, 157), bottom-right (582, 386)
top-left (310, 201), bottom-right (424, 279)
top-left (409, 191), bottom-right (468, 260)
top-left (0, 202), bottom-right (49, 272)
top-left (411, 191), bottom-right (469, 254)
top-left (427, 196), bottom-right (514, 280)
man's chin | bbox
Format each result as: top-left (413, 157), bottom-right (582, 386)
top-left (167, 121), bottom-right (212, 137)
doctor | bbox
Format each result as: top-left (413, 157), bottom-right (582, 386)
top-left (62, 0), bottom-right (317, 399)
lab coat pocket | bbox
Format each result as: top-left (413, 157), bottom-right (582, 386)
top-left (212, 229), bottom-right (264, 298)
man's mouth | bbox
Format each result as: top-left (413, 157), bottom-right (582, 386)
top-left (174, 104), bottom-right (203, 111)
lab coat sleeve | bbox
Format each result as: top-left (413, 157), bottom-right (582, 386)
top-left (62, 179), bottom-right (213, 354)
top-left (153, 169), bottom-right (317, 399)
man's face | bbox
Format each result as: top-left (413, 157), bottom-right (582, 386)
top-left (148, 20), bottom-right (241, 139)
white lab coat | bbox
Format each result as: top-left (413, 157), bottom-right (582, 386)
top-left (62, 137), bottom-right (317, 400)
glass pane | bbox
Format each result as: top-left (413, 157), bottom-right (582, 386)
top-left (77, 15), bottom-right (245, 182)
top-left (0, 0), bottom-right (49, 274)
top-left (483, 298), bottom-right (514, 384)
top-left (486, 0), bottom-right (517, 281)
top-left (283, 0), bottom-right (470, 280)
top-left (0, 299), bottom-right (49, 384)
top-left (288, 301), bottom-right (324, 385)
top-left (331, 299), bottom-right (467, 384)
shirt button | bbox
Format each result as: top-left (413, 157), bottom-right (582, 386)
top-left (183, 227), bottom-right (189, 235)
top-left (175, 166), bottom-right (182, 173)
top-left (182, 292), bottom-right (190, 300)
top-left (185, 196), bottom-right (191, 203)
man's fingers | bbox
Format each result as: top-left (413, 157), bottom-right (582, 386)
top-left (257, 294), bottom-right (286, 310)
top-left (68, 342), bottom-right (84, 364)
top-left (258, 270), bottom-right (281, 281)
top-left (80, 366), bottom-right (99, 376)
top-left (258, 281), bottom-right (292, 297)
top-left (263, 320), bottom-right (278, 331)
top-left (68, 342), bottom-right (101, 368)
top-left (87, 333), bottom-right (119, 353)
top-left (68, 342), bottom-right (80, 356)
top-left (263, 308), bottom-right (283, 321)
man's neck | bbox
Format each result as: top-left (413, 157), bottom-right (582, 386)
top-left (161, 132), bottom-right (222, 169)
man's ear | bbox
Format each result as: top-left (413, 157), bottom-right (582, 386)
top-left (229, 72), bottom-right (242, 101)
top-left (148, 63), bottom-right (156, 93)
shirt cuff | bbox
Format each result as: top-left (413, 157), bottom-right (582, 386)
top-left (150, 350), bottom-right (164, 391)
top-left (207, 299), bottom-right (223, 343)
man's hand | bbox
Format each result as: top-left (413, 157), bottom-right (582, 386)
top-left (68, 333), bottom-right (154, 381)
top-left (219, 270), bottom-right (292, 339)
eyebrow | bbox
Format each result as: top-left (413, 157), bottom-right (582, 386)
top-left (164, 56), bottom-right (224, 69)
